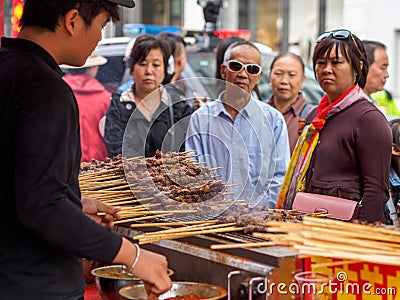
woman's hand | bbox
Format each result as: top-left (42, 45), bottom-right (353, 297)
top-left (81, 196), bottom-right (121, 228)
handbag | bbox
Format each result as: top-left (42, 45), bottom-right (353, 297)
top-left (292, 192), bottom-right (362, 221)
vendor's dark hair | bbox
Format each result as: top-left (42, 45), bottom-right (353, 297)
top-left (312, 31), bottom-right (368, 88)
top-left (128, 35), bottom-right (171, 77)
top-left (20, 0), bottom-right (120, 31)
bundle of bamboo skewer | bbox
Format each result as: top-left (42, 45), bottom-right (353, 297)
top-left (78, 151), bottom-right (234, 227)
top-left (249, 216), bottom-right (400, 266)
top-left (133, 221), bottom-right (243, 245)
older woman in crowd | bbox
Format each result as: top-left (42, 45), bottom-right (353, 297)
top-left (277, 29), bottom-right (392, 223)
top-left (267, 52), bottom-right (313, 154)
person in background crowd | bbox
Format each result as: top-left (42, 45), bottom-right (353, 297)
top-left (62, 52), bottom-right (111, 162)
top-left (119, 33), bottom-right (187, 93)
top-left (0, 0), bottom-right (172, 299)
top-left (371, 89), bottom-right (400, 118)
top-left (104, 35), bottom-right (192, 158)
top-left (361, 39), bottom-right (399, 118)
top-left (387, 119), bottom-right (400, 226)
top-left (156, 31), bottom-right (187, 84)
top-left (266, 52), bottom-right (314, 154)
top-left (155, 31), bottom-right (192, 110)
top-left (214, 36), bottom-right (263, 100)
top-left (362, 40), bottom-right (389, 97)
top-left (186, 40), bottom-right (290, 208)
top-left (277, 29), bottom-right (392, 223)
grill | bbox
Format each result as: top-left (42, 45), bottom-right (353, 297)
top-left (114, 217), bottom-right (303, 300)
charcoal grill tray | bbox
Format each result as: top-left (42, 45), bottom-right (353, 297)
top-left (119, 214), bottom-right (295, 267)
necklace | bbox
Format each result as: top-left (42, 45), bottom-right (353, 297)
top-left (135, 94), bottom-right (160, 118)
top-left (140, 99), bottom-right (159, 113)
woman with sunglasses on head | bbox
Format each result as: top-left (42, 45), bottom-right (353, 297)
top-left (277, 29), bottom-right (392, 223)
top-left (186, 40), bottom-right (290, 208)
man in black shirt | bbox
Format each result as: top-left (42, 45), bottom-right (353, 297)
top-left (0, 1), bottom-right (171, 299)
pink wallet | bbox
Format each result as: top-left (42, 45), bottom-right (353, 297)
top-left (292, 192), bottom-right (362, 221)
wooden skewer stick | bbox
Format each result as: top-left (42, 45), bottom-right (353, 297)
top-left (103, 196), bottom-right (153, 205)
top-left (102, 199), bottom-right (144, 206)
top-left (113, 213), bottom-right (172, 224)
top-left (130, 220), bottom-right (218, 228)
top-left (148, 209), bottom-right (198, 214)
top-left (210, 241), bottom-right (286, 250)
top-left (79, 167), bottom-right (120, 178)
top-left (209, 167), bottom-right (223, 171)
top-left (222, 191), bottom-right (235, 195)
top-left (181, 150), bottom-right (195, 154)
top-left (101, 196), bottom-right (136, 202)
top-left (82, 190), bottom-right (132, 194)
top-left (182, 154), bottom-right (200, 159)
top-left (138, 227), bottom-right (244, 245)
top-left (91, 185), bottom-right (131, 192)
top-left (126, 156), bottom-right (144, 161)
top-left (135, 222), bottom-right (237, 239)
top-left (252, 232), bottom-right (285, 240)
top-left (79, 174), bottom-right (123, 183)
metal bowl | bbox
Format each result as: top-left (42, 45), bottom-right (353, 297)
top-left (92, 264), bottom-right (174, 300)
top-left (119, 281), bottom-right (228, 300)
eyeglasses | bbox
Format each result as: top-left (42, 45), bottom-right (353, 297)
top-left (225, 60), bottom-right (262, 76)
top-left (316, 29), bottom-right (353, 43)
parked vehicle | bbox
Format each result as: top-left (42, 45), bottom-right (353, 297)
top-left (94, 37), bottom-right (132, 93)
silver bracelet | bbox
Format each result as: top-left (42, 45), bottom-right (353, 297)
top-left (128, 243), bottom-right (140, 273)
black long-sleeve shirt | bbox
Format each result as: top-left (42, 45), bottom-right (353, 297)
top-left (0, 37), bottom-right (122, 300)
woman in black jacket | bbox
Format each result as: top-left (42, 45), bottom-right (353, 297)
top-left (104, 35), bottom-right (192, 158)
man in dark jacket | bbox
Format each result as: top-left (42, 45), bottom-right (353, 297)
top-left (0, 1), bottom-right (172, 299)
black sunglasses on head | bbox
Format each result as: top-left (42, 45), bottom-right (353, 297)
top-left (316, 29), bottom-right (352, 43)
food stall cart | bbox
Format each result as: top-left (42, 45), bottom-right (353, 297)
top-left (80, 153), bottom-right (400, 300)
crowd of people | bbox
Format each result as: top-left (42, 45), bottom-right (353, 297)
top-left (2, 0), bottom-right (400, 297)
top-left (61, 27), bottom-right (400, 224)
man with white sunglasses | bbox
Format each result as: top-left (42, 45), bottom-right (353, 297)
top-left (186, 40), bottom-right (290, 208)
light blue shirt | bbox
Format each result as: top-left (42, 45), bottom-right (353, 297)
top-left (185, 94), bottom-right (290, 208)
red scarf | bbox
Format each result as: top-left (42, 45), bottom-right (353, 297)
top-left (312, 85), bottom-right (357, 130)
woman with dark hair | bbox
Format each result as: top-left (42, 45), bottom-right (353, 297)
top-left (267, 52), bottom-right (313, 154)
top-left (387, 119), bottom-right (400, 225)
top-left (277, 29), bottom-right (392, 223)
top-left (104, 35), bottom-right (192, 158)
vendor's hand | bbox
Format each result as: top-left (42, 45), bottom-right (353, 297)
top-left (81, 196), bottom-right (121, 228)
top-left (193, 92), bottom-right (208, 110)
top-left (130, 248), bottom-right (172, 298)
